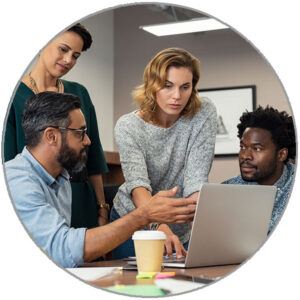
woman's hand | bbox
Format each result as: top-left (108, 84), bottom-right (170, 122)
top-left (98, 207), bottom-right (109, 227)
top-left (158, 224), bottom-right (187, 258)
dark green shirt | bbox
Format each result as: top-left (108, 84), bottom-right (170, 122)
top-left (4, 80), bottom-right (108, 228)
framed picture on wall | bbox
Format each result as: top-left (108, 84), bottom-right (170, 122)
top-left (198, 85), bottom-right (256, 157)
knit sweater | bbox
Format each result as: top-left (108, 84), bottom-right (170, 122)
top-left (113, 97), bottom-right (217, 244)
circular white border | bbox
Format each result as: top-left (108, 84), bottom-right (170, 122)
top-left (1, 1), bottom-right (299, 299)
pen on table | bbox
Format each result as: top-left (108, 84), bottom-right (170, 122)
top-left (122, 266), bottom-right (138, 271)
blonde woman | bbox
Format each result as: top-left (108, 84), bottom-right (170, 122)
top-left (110, 48), bottom-right (217, 259)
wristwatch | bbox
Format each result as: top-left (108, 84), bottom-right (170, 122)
top-left (98, 202), bottom-right (110, 211)
top-left (149, 222), bottom-right (160, 230)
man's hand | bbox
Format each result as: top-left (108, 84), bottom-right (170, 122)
top-left (141, 186), bottom-right (197, 224)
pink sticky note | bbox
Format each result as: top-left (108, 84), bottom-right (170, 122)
top-left (155, 273), bottom-right (175, 279)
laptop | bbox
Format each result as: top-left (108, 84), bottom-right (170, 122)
top-left (127, 183), bottom-right (276, 268)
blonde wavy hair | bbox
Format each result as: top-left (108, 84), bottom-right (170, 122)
top-left (133, 48), bottom-right (202, 122)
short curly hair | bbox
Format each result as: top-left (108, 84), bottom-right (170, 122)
top-left (237, 106), bottom-right (296, 162)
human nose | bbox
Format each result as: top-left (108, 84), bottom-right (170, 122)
top-left (172, 87), bottom-right (181, 99)
top-left (63, 53), bottom-right (73, 65)
top-left (83, 133), bottom-right (91, 146)
top-left (240, 147), bottom-right (253, 161)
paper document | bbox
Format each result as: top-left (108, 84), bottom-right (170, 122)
top-left (66, 267), bottom-right (121, 281)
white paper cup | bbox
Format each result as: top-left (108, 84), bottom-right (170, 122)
top-left (132, 230), bottom-right (166, 273)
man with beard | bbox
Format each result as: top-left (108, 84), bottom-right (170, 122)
top-left (223, 106), bottom-right (296, 233)
top-left (5, 92), bottom-right (197, 268)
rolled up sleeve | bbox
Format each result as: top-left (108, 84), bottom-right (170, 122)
top-left (115, 119), bottom-right (152, 195)
top-left (6, 165), bottom-right (86, 268)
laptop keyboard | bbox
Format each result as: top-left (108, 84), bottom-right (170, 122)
top-left (124, 254), bottom-right (186, 264)
top-left (163, 255), bottom-right (186, 263)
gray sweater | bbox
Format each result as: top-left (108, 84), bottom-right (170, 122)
top-left (113, 97), bottom-right (217, 244)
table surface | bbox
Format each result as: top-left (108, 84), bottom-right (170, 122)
top-left (83, 260), bottom-right (238, 288)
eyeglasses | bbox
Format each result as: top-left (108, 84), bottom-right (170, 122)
top-left (39, 126), bottom-right (87, 141)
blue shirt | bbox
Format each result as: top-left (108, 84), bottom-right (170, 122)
top-left (223, 162), bottom-right (295, 233)
top-left (5, 147), bottom-right (86, 267)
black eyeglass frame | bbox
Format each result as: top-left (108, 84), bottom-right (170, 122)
top-left (39, 126), bottom-right (87, 141)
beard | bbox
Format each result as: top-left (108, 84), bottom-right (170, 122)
top-left (239, 160), bottom-right (278, 183)
top-left (57, 140), bottom-right (88, 174)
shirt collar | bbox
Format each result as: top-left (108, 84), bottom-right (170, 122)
top-left (273, 164), bottom-right (289, 189)
top-left (22, 147), bottom-right (70, 186)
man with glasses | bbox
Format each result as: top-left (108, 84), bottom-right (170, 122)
top-left (5, 92), bottom-right (196, 268)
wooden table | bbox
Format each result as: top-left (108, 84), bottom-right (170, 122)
top-left (83, 260), bottom-right (238, 288)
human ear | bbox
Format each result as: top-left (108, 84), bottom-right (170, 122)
top-left (278, 148), bottom-right (288, 162)
top-left (44, 128), bottom-right (59, 145)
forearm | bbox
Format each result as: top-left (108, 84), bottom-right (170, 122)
top-left (88, 174), bottom-right (106, 205)
top-left (157, 223), bottom-right (172, 234)
top-left (131, 186), bottom-right (152, 207)
top-left (188, 191), bottom-right (199, 199)
top-left (88, 174), bottom-right (109, 225)
top-left (83, 187), bottom-right (197, 262)
top-left (83, 207), bottom-right (148, 262)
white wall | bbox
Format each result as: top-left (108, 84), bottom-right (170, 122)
top-left (112, 5), bottom-right (292, 183)
top-left (64, 11), bottom-right (114, 151)
top-left (61, 5), bottom-right (292, 183)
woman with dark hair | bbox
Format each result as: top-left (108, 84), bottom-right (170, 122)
top-left (110, 48), bottom-right (218, 259)
top-left (4, 23), bottom-right (109, 231)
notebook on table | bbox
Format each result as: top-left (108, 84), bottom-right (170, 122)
top-left (127, 183), bottom-right (277, 268)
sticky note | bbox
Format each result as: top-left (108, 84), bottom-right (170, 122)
top-left (106, 285), bottom-right (165, 296)
top-left (160, 272), bottom-right (176, 276)
top-left (136, 272), bottom-right (157, 279)
top-left (155, 272), bottom-right (176, 279)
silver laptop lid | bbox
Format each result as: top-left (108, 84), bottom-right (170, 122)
top-left (185, 183), bottom-right (276, 268)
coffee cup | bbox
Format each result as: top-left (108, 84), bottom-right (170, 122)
top-left (132, 230), bottom-right (166, 273)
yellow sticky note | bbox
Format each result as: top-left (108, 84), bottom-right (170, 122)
top-left (136, 272), bottom-right (157, 279)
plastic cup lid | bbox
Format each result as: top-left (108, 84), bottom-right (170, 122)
top-left (132, 230), bottom-right (166, 240)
